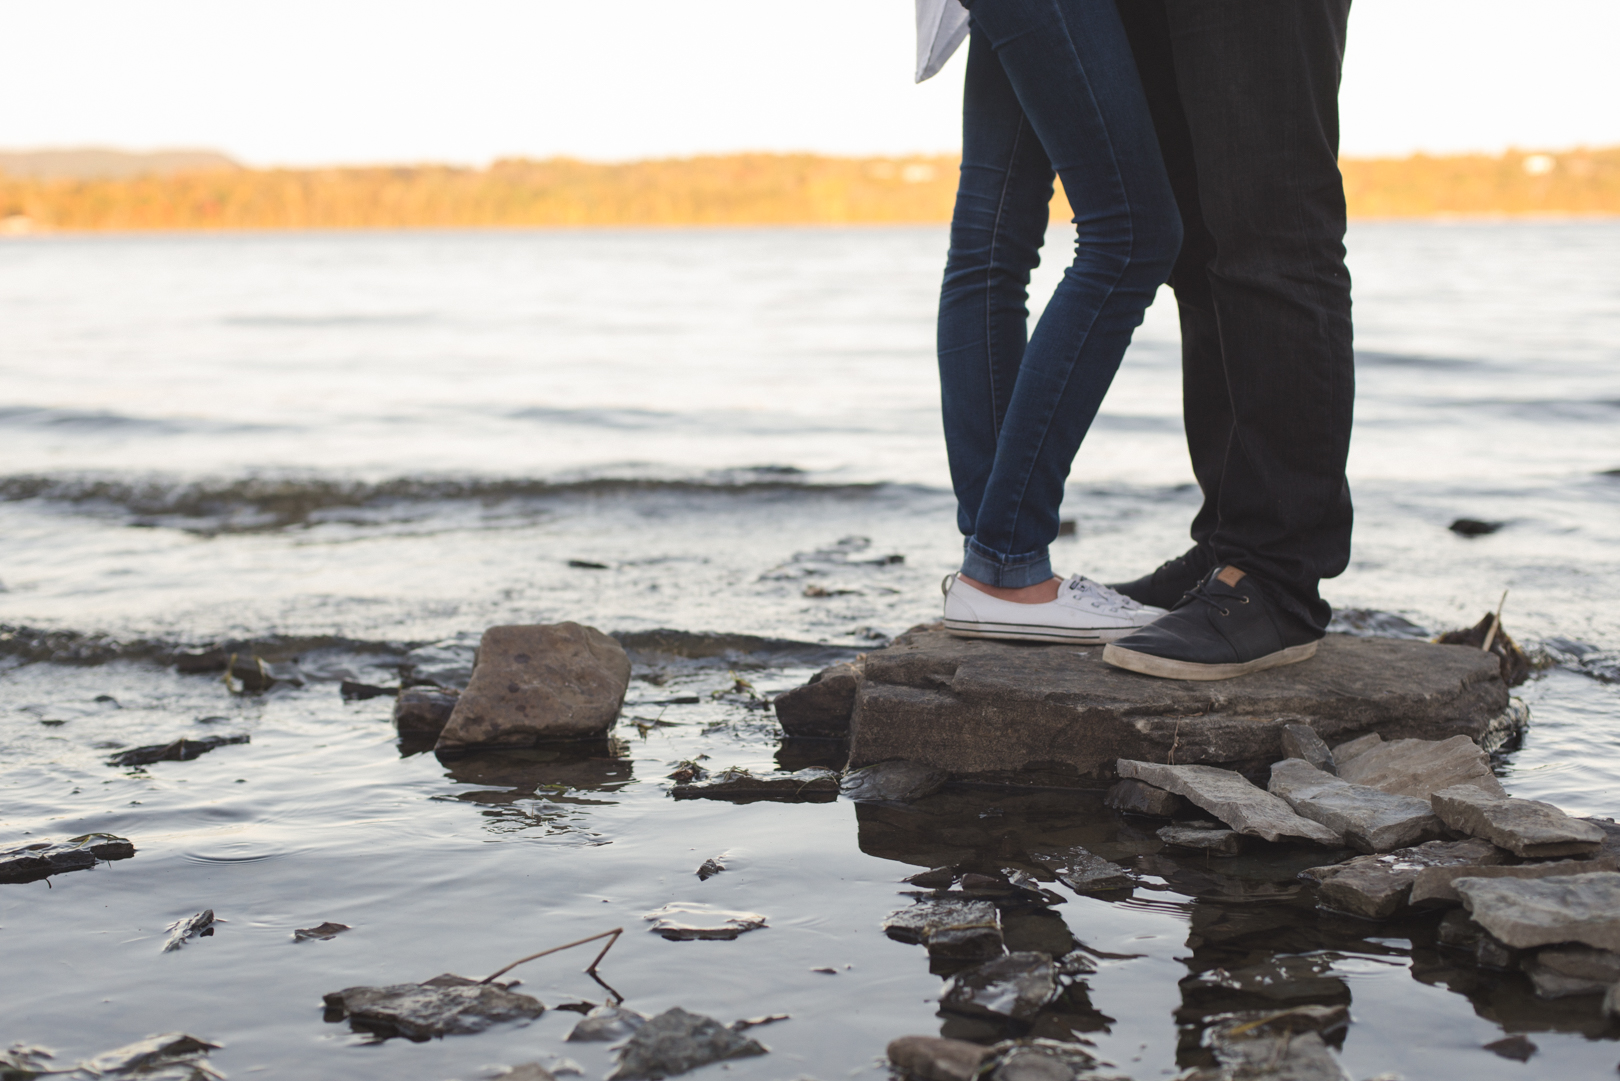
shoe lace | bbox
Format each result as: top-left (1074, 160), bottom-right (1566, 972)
top-left (1181, 577), bottom-right (1251, 618)
top-left (1062, 575), bottom-right (1142, 612)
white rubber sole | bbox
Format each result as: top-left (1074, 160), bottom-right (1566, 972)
top-left (1101, 639), bottom-right (1318, 680)
top-left (943, 618), bottom-right (1143, 646)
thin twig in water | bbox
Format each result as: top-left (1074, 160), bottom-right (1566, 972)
top-left (1481, 590), bottom-right (1509, 654)
top-left (479, 927), bottom-right (623, 985)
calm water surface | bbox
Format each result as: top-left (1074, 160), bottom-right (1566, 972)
top-left (2, 222), bottom-right (1619, 1080)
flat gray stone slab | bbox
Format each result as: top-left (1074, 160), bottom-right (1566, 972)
top-left (1456, 872), bottom-right (1620, 950)
top-left (1118, 761), bottom-right (1341, 845)
top-left (1433, 785), bottom-right (1606, 858)
top-left (1335, 734), bottom-right (1507, 800)
top-left (1411, 855), bottom-right (1618, 905)
top-left (1268, 759), bottom-right (1442, 853)
top-left (1304, 838), bottom-right (1503, 919)
top-left (846, 629), bottom-right (1507, 782)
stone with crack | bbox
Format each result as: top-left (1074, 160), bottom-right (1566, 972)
top-left (1116, 761), bottom-right (1341, 845)
top-left (1268, 758), bottom-right (1442, 853)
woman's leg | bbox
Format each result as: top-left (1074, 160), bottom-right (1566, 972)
top-left (939, 0), bottom-right (1181, 590)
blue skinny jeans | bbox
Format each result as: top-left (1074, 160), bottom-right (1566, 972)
top-left (940, 0), bottom-right (1181, 588)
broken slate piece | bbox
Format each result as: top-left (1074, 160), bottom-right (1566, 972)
top-left (671, 767), bottom-right (839, 803)
top-left (81, 1033), bottom-right (221, 1077)
top-left (1158, 825), bottom-right (1244, 855)
top-left (1431, 785), bottom-right (1605, 858)
top-left (1280, 723), bottom-right (1337, 774)
top-left (1268, 759), bottom-right (1442, 852)
top-left (888, 1036), bottom-right (992, 1081)
top-left (1411, 855), bottom-right (1618, 905)
top-left (394, 688), bottom-right (459, 738)
top-left (568, 1005), bottom-right (649, 1042)
top-left (940, 952), bottom-right (1059, 1021)
top-left (323, 974), bottom-right (545, 1040)
top-left (773, 663), bottom-right (859, 739)
top-left (840, 759), bottom-right (948, 803)
top-left (608, 1007), bottom-right (767, 1081)
top-left (1302, 838), bottom-right (1502, 919)
top-left (108, 735), bottom-right (249, 767)
top-left (1333, 734), bottom-right (1507, 800)
top-left (0, 833), bottom-right (136, 884)
top-left (643, 903), bottom-right (767, 940)
top-left (1455, 872), bottom-right (1620, 951)
top-left (163, 909), bottom-right (216, 952)
top-left (1116, 761), bottom-right (1341, 845)
top-left (1105, 778), bottom-right (1183, 817)
top-left (1523, 946), bottom-right (1620, 999)
top-left (883, 898), bottom-right (1004, 963)
top-left (1028, 845), bottom-right (1132, 891)
top-left (292, 921), bottom-right (351, 942)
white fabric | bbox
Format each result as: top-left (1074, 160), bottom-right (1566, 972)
top-left (915, 0), bottom-right (970, 83)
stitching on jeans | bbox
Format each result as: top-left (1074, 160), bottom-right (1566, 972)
top-left (984, 113), bottom-right (1030, 443)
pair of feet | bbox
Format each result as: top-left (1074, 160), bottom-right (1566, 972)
top-left (941, 548), bottom-right (1320, 681)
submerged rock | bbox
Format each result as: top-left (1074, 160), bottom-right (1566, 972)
top-left (940, 952), bottom-right (1059, 1020)
top-left (435, 623), bottom-right (631, 752)
top-left (323, 973), bottom-right (545, 1040)
top-left (1193, 1028), bottom-right (1350, 1081)
top-left (1436, 909), bottom-right (1523, 971)
top-left (81, 1032), bottom-right (222, 1078)
top-left (671, 767), bottom-right (838, 802)
top-left (107, 735), bottom-right (249, 767)
top-left (1431, 785), bottom-right (1605, 858)
top-left (0, 833), bottom-right (135, 884)
top-left (1182, 956), bottom-right (1349, 1012)
top-left (643, 903), bottom-right (767, 940)
top-left (607, 1007), bottom-right (767, 1080)
top-left (394, 688), bottom-right (459, 738)
top-left (1267, 759), bottom-right (1441, 852)
top-left (1116, 761), bottom-right (1340, 845)
top-left (1523, 946), bottom-right (1620, 998)
top-left (1302, 838), bottom-right (1503, 919)
top-left (1455, 872), bottom-right (1620, 951)
top-left (1158, 824), bottom-right (1245, 855)
top-left (1279, 723), bottom-right (1336, 774)
top-left (1410, 855), bottom-right (1618, 905)
top-left (568, 1005), bottom-right (649, 1042)
top-left (985, 1038), bottom-right (1105, 1081)
top-left (1332, 734), bottom-right (1506, 800)
top-left (1028, 845), bottom-right (1132, 892)
top-left (883, 898), bottom-right (1004, 963)
top-left (292, 921), bottom-right (351, 942)
top-left (773, 663), bottom-right (859, 738)
top-left (840, 759), bottom-right (948, 803)
top-left (163, 909), bottom-right (216, 952)
top-left (1105, 778), bottom-right (1183, 817)
top-left (887, 1035), bottom-right (992, 1081)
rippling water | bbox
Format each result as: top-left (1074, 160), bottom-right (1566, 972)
top-left (2, 222), bottom-right (1619, 1080)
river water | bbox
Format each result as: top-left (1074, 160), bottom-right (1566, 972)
top-left (2, 222), bottom-right (1618, 1079)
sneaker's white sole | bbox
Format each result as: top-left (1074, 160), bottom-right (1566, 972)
top-left (1101, 639), bottom-right (1318, 681)
top-left (943, 618), bottom-right (1145, 645)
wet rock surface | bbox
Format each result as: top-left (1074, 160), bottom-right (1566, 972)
top-left (883, 898), bottom-right (1005, 964)
top-left (940, 952), bottom-right (1060, 1020)
top-left (1303, 838), bottom-right (1503, 918)
top-left (606, 1006), bottom-right (767, 1080)
top-left (671, 766), bottom-right (838, 802)
top-left (292, 921), bottom-right (351, 942)
top-left (163, 909), bottom-right (216, 952)
top-left (1267, 759), bottom-right (1442, 852)
top-left (80, 1032), bottom-right (223, 1078)
top-left (0, 833), bottom-right (136, 883)
top-left (887, 1034), bottom-right (992, 1081)
top-left (1104, 778), bottom-right (1183, 817)
top-left (847, 628), bottom-right (1506, 781)
top-left (773, 662), bottom-right (859, 738)
top-left (567, 1005), bottom-right (649, 1042)
top-left (435, 623), bottom-right (631, 752)
top-left (642, 902), bottom-right (768, 940)
top-left (107, 734), bottom-right (249, 767)
top-left (1158, 824), bottom-right (1245, 855)
top-left (1279, 723), bottom-right (1337, 774)
top-left (393, 687), bottom-right (459, 738)
top-left (1456, 872), bottom-right (1620, 950)
top-left (1116, 762), bottom-right (1341, 845)
top-left (985, 1038), bottom-right (1109, 1081)
top-left (1524, 946), bottom-right (1620, 998)
top-left (1332, 734), bottom-right (1507, 800)
top-left (1432, 785), bottom-right (1606, 857)
top-left (1028, 845), bottom-right (1132, 892)
top-left (322, 973), bottom-right (546, 1040)
top-left (840, 759), bottom-right (949, 803)
top-left (1410, 855), bottom-right (1618, 905)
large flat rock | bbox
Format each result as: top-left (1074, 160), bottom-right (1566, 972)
top-left (847, 628), bottom-right (1507, 783)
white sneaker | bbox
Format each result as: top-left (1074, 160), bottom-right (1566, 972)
top-left (941, 573), bottom-right (1167, 644)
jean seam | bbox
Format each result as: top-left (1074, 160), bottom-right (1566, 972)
top-left (984, 113), bottom-right (1030, 443)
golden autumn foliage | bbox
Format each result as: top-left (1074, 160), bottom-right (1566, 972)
top-left (2, 147), bottom-right (1617, 233)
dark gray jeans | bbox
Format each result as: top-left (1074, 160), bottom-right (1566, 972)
top-left (1115, 0), bottom-right (1356, 631)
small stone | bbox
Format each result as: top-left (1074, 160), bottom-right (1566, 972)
top-left (940, 952), bottom-right (1059, 1020)
top-left (0, 833), bottom-right (136, 884)
top-left (394, 688), bottom-right (459, 738)
top-left (1158, 825), bottom-right (1245, 854)
top-left (1410, 855), bottom-right (1617, 906)
top-left (608, 1007), bottom-right (767, 1081)
top-left (1116, 761), bottom-right (1341, 845)
top-left (1524, 947), bottom-right (1620, 998)
top-left (1105, 778), bottom-right (1183, 817)
top-left (323, 975), bottom-right (546, 1040)
top-left (902, 867), bottom-right (955, 889)
top-left (1303, 838), bottom-right (1503, 919)
top-left (1455, 872), bottom-right (1620, 951)
top-left (887, 1035), bottom-right (991, 1081)
top-left (493, 1065), bottom-right (557, 1081)
top-left (1482, 1035), bottom-right (1537, 1062)
top-left (883, 899), bottom-right (1003, 963)
top-left (840, 760), bottom-right (948, 803)
top-left (1280, 723), bottom-right (1336, 774)
top-left (1431, 785), bottom-right (1605, 858)
top-left (107, 734), bottom-right (249, 767)
top-left (293, 921), bottom-right (351, 942)
top-left (568, 1005), bottom-right (649, 1042)
top-left (986, 1040), bottom-right (1101, 1081)
top-left (163, 910), bottom-right (216, 952)
top-left (773, 664), bottom-right (859, 739)
top-left (1268, 759), bottom-right (1442, 853)
top-left (435, 623), bottom-right (631, 752)
top-left (1028, 845), bottom-right (1132, 891)
top-left (672, 767), bottom-right (839, 803)
top-left (642, 903), bottom-right (767, 941)
top-left (1333, 734), bottom-right (1507, 800)
top-left (696, 858), bottom-right (726, 881)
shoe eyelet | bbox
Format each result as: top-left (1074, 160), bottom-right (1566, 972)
top-left (1237, 596), bottom-right (1250, 604)
top-left (1220, 607), bottom-right (1231, 617)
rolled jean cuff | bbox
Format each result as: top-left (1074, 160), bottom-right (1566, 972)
top-left (960, 537), bottom-right (1052, 589)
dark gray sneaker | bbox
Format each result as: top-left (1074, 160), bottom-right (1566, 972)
top-left (1102, 565), bottom-right (1321, 681)
top-left (1107, 545), bottom-right (1215, 611)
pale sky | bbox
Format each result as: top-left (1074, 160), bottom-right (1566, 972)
top-left (4, 0), bottom-right (1618, 167)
